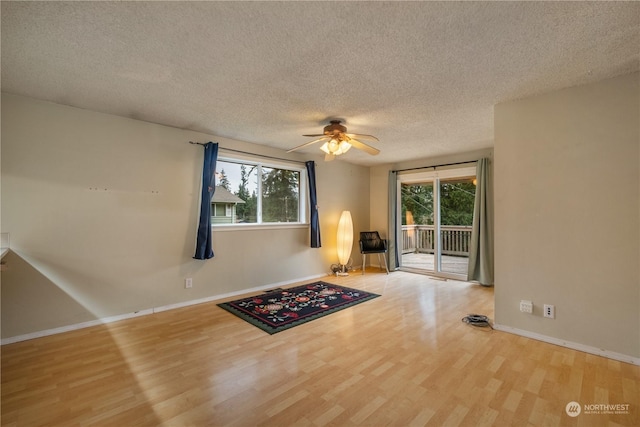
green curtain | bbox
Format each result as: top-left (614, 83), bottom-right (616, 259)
top-left (467, 158), bottom-right (494, 285)
top-left (387, 170), bottom-right (399, 270)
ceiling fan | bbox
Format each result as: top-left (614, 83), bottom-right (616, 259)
top-left (287, 120), bottom-right (380, 161)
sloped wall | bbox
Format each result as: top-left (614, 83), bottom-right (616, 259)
top-left (1, 94), bottom-right (370, 339)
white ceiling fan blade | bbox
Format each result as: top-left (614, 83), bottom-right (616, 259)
top-left (349, 138), bottom-right (380, 155)
top-left (287, 136), bottom-right (330, 153)
top-left (324, 153), bottom-right (336, 161)
top-left (346, 133), bottom-right (379, 142)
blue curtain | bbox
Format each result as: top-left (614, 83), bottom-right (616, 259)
top-left (467, 158), bottom-right (494, 285)
top-left (193, 142), bottom-right (219, 260)
top-left (305, 161), bottom-right (321, 248)
top-left (387, 170), bottom-right (399, 270)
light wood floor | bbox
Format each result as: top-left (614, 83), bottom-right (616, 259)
top-left (2, 271), bottom-right (638, 426)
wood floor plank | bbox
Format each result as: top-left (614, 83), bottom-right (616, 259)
top-left (2, 271), bottom-right (639, 426)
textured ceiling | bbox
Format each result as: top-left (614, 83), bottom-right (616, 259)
top-left (2, 1), bottom-right (638, 166)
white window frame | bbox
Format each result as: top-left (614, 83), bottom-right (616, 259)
top-left (213, 154), bottom-right (308, 231)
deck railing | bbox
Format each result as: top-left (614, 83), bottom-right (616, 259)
top-left (401, 225), bottom-right (472, 256)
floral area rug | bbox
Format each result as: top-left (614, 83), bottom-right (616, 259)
top-left (217, 281), bottom-right (380, 334)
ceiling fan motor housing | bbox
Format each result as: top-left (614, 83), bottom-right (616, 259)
top-left (324, 120), bottom-right (347, 135)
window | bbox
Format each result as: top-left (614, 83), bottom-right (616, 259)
top-left (213, 204), bottom-right (226, 217)
top-left (214, 157), bottom-right (306, 227)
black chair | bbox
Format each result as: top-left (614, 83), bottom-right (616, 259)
top-left (359, 231), bottom-right (389, 275)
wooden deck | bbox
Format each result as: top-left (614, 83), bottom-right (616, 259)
top-left (401, 252), bottom-right (470, 276)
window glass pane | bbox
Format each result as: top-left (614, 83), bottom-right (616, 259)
top-left (401, 182), bottom-right (435, 270)
top-left (214, 159), bottom-right (303, 225)
top-left (401, 183), bottom-right (434, 225)
top-left (261, 167), bottom-right (300, 223)
top-left (216, 160), bottom-right (258, 223)
top-left (439, 178), bottom-right (476, 227)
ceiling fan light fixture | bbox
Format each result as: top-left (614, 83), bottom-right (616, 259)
top-left (328, 138), bottom-right (340, 152)
top-left (320, 138), bottom-right (352, 156)
top-left (338, 140), bottom-right (352, 154)
top-left (288, 120), bottom-right (379, 160)
top-left (319, 141), bottom-right (331, 155)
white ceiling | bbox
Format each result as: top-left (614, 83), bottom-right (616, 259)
top-left (2, 1), bottom-right (638, 166)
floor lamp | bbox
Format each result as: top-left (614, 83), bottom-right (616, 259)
top-left (336, 210), bottom-right (353, 276)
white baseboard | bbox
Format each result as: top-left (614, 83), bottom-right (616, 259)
top-left (0, 309), bottom-right (156, 345)
top-left (1, 273), bottom-right (327, 345)
top-left (493, 323), bottom-right (640, 366)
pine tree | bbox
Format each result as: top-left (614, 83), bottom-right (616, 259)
top-left (218, 169), bottom-right (231, 190)
top-left (262, 168), bottom-right (299, 222)
top-left (235, 165), bottom-right (255, 222)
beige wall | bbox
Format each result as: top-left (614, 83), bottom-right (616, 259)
top-left (494, 72), bottom-right (639, 358)
top-left (1, 94), bottom-right (370, 339)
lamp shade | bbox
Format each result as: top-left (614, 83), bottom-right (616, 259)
top-left (336, 210), bottom-right (353, 265)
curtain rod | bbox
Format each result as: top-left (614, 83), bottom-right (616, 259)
top-left (189, 141), bottom-right (307, 165)
top-left (393, 160), bottom-right (477, 173)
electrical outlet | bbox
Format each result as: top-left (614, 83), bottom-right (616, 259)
top-left (520, 300), bottom-right (533, 314)
top-left (544, 304), bottom-right (555, 319)
top-left (185, 278), bottom-right (193, 289)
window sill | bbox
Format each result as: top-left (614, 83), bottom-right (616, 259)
top-left (212, 223), bottom-right (309, 232)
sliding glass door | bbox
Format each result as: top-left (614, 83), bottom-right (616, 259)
top-left (438, 177), bottom-right (476, 276)
top-left (400, 182), bottom-right (435, 271)
top-left (398, 167), bottom-right (476, 280)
